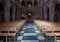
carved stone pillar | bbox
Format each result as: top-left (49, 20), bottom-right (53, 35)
top-left (4, 0), bottom-right (11, 22)
top-left (49, 7), bottom-right (55, 21)
top-left (37, 0), bottom-right (39, 7)
top-left (25, 0), bottom-right (27, 7)
top-left (12, 5), bottom-right (16, 21)
top-left (4, 7), bottom-right (10, 22)
top-left (43, 6), bottom-right (48, 20)
top-left (16, 7), bottom-right (21, 20)
top-left (39, 7), bottom-right (44, 20)
top-left (32, 0), bottom-right (34, 7)
top-left (49, 3), bottom-right (55, 22)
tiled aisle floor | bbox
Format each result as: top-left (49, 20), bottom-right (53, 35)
top-left (17, 22), bottom-right (45, 42)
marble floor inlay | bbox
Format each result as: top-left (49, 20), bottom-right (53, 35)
top-left (17, 22), bottom-right (45, 42)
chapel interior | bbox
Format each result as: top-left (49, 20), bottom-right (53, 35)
top-left (0, 0), bottom-right (60, 42)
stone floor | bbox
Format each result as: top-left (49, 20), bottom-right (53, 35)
top-left (17, 22), bottom-right (45, 42)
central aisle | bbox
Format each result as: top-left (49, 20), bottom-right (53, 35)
top-left (17, 22), bottom-right (45, 42)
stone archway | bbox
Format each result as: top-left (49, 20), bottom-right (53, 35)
top-left (54, 3), bottom-right (60, 22)
top-left (21, 12), bottom-right (39, 20)
top-left (0, 3), bottom-right (4, 22)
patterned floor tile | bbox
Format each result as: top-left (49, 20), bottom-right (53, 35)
top-left (23, 33), bottom-right (36, 36)
top-left (37, 36), bottom-right (45, 40)
top-left (23, 28), bottom-right (26, 30)
top-left (20, 31), bottom-right (24, 33)
top-left (18, 33), bottom-right (24, 36)
top-left (36, 33), bottom-right (42, 36)
top-left (24, 29), bottom-right (35, 33)
top-left (34, 28), bottom-right (37, 30)
top-left (17, 36), bottom-right (23, 40)
top-left (56, 40), bottom-right (60, 42)
top-left (39, 40), bottom-right (45, 42)
top-left (16, 22), bottom-right (45, 42)
top-left (9, 40), bottom-right (15, 42)
top-left (22, 36), bottom-right (38, 40)
top-left (35, 31), bottom-right (40, 33)
top-left (21, 40), bottom-right (39, 42)
top-left (26, 27), bottom-right (34, 28)
top-left (16, 40), bottom-right (21, 42)
top-left (33, 26), bottom-right (36, 27)
top-left (47, 40), bottom-right (54, 42)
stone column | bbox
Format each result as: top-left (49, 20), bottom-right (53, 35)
top-left (12, 5), bottom-right (16, 21)
top-left (39, 7), bottom-right (44, 20)
top-left (42, 8), bottom-right (44, 20)
top-left (4, 0), bottom-right (11, 22)
top-left (0, 15), bottom-right (2, 22)
top-left (4, 7), bottom-right (10, 22)
top-left (16, 7), bottom-right (21, 20)
top-left (25, 0), bottom-right (27, 7)
top-left (32, 0), bottom-right (34, 7)
top-left (19, 8), bottom-right (22, 20)
top-left (49, 4), bottom-right (55, 22)
top-left (38, 0), bottom-right (44, 20)
top-left (20, 8), bottom-right (22, 20)
top-left (37, 0), bottom-right (39, 7)
top-left (16, 7), bottom-right (19, 20)
top-left (43, 6), bottom-right (48, 20)
top-left (49, 7), bottom-right (54, 21)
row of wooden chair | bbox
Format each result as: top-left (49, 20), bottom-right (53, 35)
top-left (34, 20), bottom-right (60, 36)
top-left (0, 20), bottom-right (26, 42)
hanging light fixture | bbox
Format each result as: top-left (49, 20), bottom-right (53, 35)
top-left (28, 4), bottom-right (31, 7)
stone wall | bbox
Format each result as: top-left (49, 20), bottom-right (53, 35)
top-left (0, 0), bottom-right (21, 22)
top-left (40, 0), bottom-right (60, 22)
top-left (0, 0), bottom-right (60, 22)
